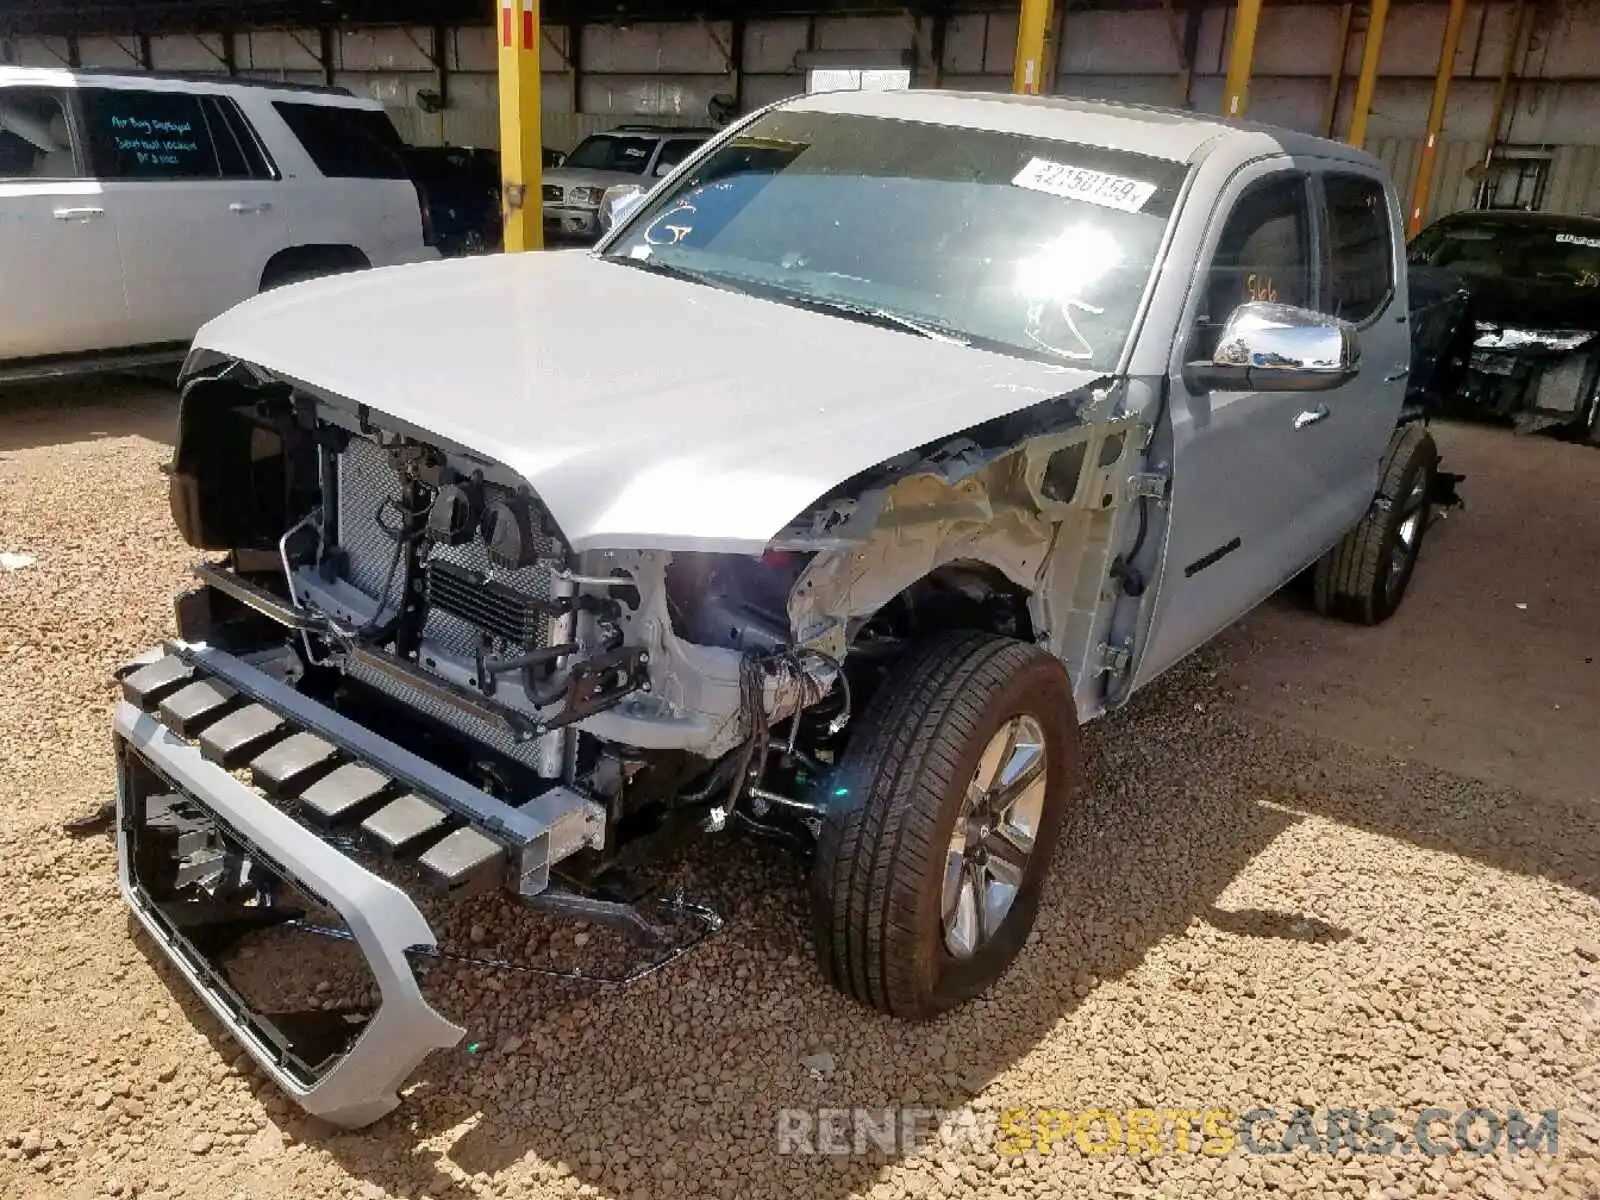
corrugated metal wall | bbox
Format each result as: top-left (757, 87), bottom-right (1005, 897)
top-left (8, 2), bottom-right (1600, 216)
top-left (1367, 136), bottom-right (1600, 220)
top-left (1550, 143), bottom-right (1600, 215)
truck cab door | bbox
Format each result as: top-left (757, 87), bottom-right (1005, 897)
top-left (1307, 167), bottom-right (1409, 529)
top-left (80, 86), bottom-right (291, 347)
top-left (0, 84), bottom-right (128, 360)
top-left (1133, 164), bottom-right (1349, 688)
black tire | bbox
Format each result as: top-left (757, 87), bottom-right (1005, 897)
top-left (1584, 388), bottom-right (1600, 447)
top-left (811, 631), bottom-right (1084, 1019)
top-left (1313, 423), bottom-right (1439, 625)
top-left (260, 262), bottom-right (347, 291)
top-left (259, 248), bottom-right (368, 292)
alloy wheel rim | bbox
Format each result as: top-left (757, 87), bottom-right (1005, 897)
top-left (942, 714), bottom-right (1048, 960)
top-left (1386, 474), bottom-right (1430, 597)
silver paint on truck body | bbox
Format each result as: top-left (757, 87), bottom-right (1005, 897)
top-left (188, 249), bottom-right (1100, 556)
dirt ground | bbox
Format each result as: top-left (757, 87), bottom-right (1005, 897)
top-left (0, 379), bottom-right (1596, 1200)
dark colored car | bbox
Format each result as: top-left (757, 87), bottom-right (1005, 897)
top-left (405, 145), bottom-right (502, 257)
top-left (1409, 211), bottom-right (1600, 442)
top-left (405, 146), bottom-right (569, 256)
top-left (1404, 263), bottom-right (1474, 418)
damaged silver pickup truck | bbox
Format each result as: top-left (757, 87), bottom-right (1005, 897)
top-left (113, 90), bottom-right (1445, 1127)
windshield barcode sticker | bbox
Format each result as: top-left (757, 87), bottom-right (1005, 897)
top-left (1011, 158), bottom-right (1157, 212)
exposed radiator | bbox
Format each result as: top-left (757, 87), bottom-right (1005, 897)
top-left (332, 435), bottom-right (562, 768)
top-left (336, 435), bottom-right (408, 611)
top-left (335, 436), bottom-right (557, 653)
top-left (1535, 356), bottom-right (1594, 415)
top-left (422, 541), bottom-right (556, 659)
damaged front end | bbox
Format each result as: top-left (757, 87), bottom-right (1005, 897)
top-left (120, 359), bottom-right (842, 1123)
top-left (1463, 323), bottom-right (1600, 435)
top-left (118, 347), bottom-right (1141, 1125)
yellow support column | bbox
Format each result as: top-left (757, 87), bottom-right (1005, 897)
top-left (1321, 1), bottom-right (1354, 137)
top-left (1012, 0), bottom-right (1055, 95)
top-left (1345, 0), bottom-right (1391, 149)
top-left (1221, 0), bottom-right (1264, 119)
top-left (1407, 0), bottom-right (1467, 235)
top-left (497, 0), bottom-right (543, 252)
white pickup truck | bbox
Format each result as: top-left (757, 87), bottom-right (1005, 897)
top-left (0, 66), bottom-right (436, 382)
top-left (112, 89), bottom-right (1443, 1127)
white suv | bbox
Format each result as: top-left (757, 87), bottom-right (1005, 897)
top-left (0, 66), bottom-right (438, 379)
top-left (541, 125), bottom-right (713, 240)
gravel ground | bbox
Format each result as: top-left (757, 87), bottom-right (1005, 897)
top-left (1, 380), bottom-right (1597, 1200)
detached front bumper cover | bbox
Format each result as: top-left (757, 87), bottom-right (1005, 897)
top-left (116, 703), bottom-right (463, 1127)
top-left (113, 634), bottom-right (609, 1125)
top-left (110, 635), bottom-right (500, 1128)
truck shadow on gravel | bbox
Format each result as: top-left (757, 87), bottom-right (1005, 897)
top-left (0, 376), bottom-right (176, 454)
top-left (129, 646), bottom-right (1596, 1200)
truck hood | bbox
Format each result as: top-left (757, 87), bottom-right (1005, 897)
top-left (190, 252), bottom-right (1098, 554)
top-left (1453, 268), bottom-right (1600, 334)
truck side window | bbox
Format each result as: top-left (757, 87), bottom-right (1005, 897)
top-left (0, 88), bottom-right (80, 180)
top-left (1322, 173), bottom-right (1393, 323)
top-left (80, 88), bottom-right (221, 180)
top-left (653, 138), bottom-right (703, 176)
top-left (199, 96), bottom-right (277, 181)
top-left (1192, 175), bottom-right (1310, 361)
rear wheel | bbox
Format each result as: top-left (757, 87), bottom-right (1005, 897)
top-left (259, 247), bottom-right (369, 292)
top-left (811, 631), bottom-right (1083, 1019)
top-left (1313, 423), bottom-right (1439, 625)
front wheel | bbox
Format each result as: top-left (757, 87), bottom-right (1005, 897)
top-left (811, 631), bottom-right (1084, 1019)
top-left (1313, 423), bottom-right (1439, 625)
top-left (1584, 387), bottom-right (1600, 447)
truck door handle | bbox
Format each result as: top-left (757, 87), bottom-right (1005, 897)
top-left (1293, 404), bottom-right (1331, 430)
top-left (228, 202), bottom-right (273, 214)
top-left (52, 206), bottom-right (105, 221)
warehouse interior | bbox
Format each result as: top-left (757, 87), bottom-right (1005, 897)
top-left (4, 0), bottom-right (1600, 226)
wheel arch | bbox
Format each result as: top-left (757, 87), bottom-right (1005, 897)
top-left (259, 244), bottom-right (372, 291)
top-left (851, 558), bottom-right (1040, 645)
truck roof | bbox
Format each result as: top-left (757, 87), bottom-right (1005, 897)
top-left (787, 88), bottom-right (1380, 170)
top-left (1424, 208), bottom-right (1600, 234)
top-left (0, 64), bottom-right (375, 107)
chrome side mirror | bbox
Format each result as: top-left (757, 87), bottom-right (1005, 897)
top-left (597, 184), bottom-right (647, 234)
top-left (1185, 301), bottom-right (1360, 393)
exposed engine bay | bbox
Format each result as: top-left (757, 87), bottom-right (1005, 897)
top-left (1463, 323), bottom-right (1600, 435)
top-left (116, 350), bottom-right (1136, 1125)
top-left (164, 362), bottom-right (1134, 874)
top-left (164, 372), bottom-right (868, 870)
